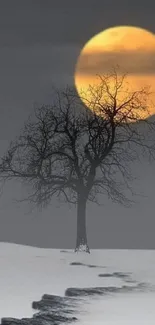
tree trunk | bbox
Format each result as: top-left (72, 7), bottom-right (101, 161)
top-left (75, 194), bottom-right (90, 253)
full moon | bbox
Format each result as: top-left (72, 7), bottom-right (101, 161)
top-left (75, 26), bottom-right (155, 118)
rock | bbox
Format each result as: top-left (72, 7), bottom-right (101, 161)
top-left (70, 262), bottom-right (105, 268)
top-left (70, 262), bottom-right (84, 266)
top-left (33, 312), bottom-right (77, 323)
top-left (65, 283), bottom-right (148, 297)
top-left (32, 293), bottom-right (77, 311)
top-left (1, 318), bottom-right (22, 325)
top-left (1, 294), bottom-right (79, 325)
top-left (98, 272), bottom-right (130, 279)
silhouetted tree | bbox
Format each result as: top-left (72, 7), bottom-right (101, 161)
top-left (0, 72), bottom-right (154, 253)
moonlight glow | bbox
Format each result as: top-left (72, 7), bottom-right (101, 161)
top-left (75, 26), bottom-right (155, 118)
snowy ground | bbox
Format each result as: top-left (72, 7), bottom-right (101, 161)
top-left (0, 243), bottom-right (155, 324)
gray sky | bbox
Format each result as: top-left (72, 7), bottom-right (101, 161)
top-left (0, 0), bottom-right (155, 249)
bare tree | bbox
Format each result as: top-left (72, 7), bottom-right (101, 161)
top-left (0, 72), bottom-right (154, 253)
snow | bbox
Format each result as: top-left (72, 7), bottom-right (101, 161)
top-left (0, 242), bottom-right (155, 324)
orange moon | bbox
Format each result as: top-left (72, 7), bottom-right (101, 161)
top-left (75, 26), bottom-right (155, 118)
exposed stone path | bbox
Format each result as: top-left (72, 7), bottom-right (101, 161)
top-left (1, 262), bottom-right (154, 325)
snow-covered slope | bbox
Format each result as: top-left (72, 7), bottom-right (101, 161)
top-left (0, 242), bottom-right (155, 324)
